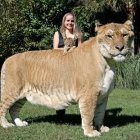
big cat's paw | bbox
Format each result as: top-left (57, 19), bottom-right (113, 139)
top-left (100, 125), bottom-right (110, 133)
top-left (14, 118), bottom-right (28, 127)
top-left (84, 130), bottom-right (101, 137)
top-left (2, 123), bottom-right (15, 128)
top-left (0, 119), bottom-right (15, 128)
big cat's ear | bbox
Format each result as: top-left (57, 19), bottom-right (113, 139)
top-left (124, 20), bottom-right (133, 30)
top-left (124, 20), bottom-right (134, 37)
top-left (95, 20), bottom-right (102, 32)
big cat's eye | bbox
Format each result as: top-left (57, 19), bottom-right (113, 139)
top-left (107, 34), bottom-right (113, 38)
top-left (122, 33), bottom-right (128, 37)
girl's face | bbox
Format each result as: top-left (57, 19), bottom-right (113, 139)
top-left (64, 15), bottom-right (74, 31)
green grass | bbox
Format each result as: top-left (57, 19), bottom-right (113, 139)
top-left (0, 89), bottom-right (140, 140)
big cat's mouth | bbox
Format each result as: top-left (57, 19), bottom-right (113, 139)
top-left (100, 44), bottom-right (128, 62)
top-left (111, 52), bottom-right (127, 57)
top-left (112, 54), bottom-right (126, 62)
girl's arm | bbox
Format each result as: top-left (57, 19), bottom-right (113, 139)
top-left (53, 31), bottom-right (64, 50)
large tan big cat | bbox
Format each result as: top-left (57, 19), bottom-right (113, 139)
top-left (0, 20), bottom-right (134, 137)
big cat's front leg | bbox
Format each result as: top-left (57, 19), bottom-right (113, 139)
top-left (78, 92), bottom-right (101, 137)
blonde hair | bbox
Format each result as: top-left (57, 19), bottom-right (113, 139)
top-left (60, 13), bottom-right (82, 39)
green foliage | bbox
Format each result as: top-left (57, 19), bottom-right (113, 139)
top-left (0, 0), bottom-right (27, 57)
top-left (73, 0), bottom-right (133, 40)
top-left (0, 0), bottom-right (76, 58)
top-left (73, 6), bottom-right (96, 39)
top-left (23, 0), bottom-right (70, 51)
top-left (115, 55), bottom-right (140, 89)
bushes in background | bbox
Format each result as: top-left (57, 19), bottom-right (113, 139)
top-left (0, 0), bottom-right (73, 58)
top-left (115, 55), bottom-right (140, 89)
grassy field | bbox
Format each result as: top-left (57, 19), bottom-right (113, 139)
top-left (0, 89), bottom-right (140, 140)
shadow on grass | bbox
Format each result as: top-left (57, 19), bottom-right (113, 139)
top-left (26, 113), bottom-right (81, 125)
top-left (25, 108), bottom-right (140, 128)
top-left (104, 108), bottom-right (140, 127)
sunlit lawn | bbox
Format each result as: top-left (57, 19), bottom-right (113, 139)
top-left (0, 89), bottom-right (140, 140)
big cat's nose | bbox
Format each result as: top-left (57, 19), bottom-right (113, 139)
top-left (115, 45), bottom-right (124, 51)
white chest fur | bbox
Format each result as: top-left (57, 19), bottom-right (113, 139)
top-left (101, 68), bottom-right (114, 96)
top-left (96, 68), bottom-right (114, 115)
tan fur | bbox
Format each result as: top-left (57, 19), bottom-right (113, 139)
top-left (0, 21), bottom-right (134, 137)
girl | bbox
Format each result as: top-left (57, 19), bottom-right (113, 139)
top-left (53, 13), bottom-right (83, 50)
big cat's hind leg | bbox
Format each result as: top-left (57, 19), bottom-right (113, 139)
top-left (0, 59), bottom-right (28, 128)
top-left (9, 98), bottom-right (28, 127)
top-left (0, 78), bottom-right (27, 128)
top-left (0, 95), bottom-right (16, 128)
